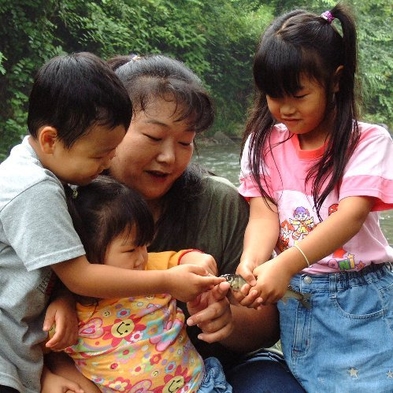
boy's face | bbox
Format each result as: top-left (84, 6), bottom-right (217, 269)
top-left (105, 226), bottom-right (148, 271)
top-left (50, 124), bottom-right (125, 185)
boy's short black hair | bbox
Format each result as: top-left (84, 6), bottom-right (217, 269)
top-left (27, 52), bottom-right (132, 148)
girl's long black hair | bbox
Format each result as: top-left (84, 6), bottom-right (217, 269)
top-left (242, 4), bottom-right (360, 218)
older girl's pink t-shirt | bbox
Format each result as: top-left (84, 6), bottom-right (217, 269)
top-left (239, 122), bottom-right (393, 274)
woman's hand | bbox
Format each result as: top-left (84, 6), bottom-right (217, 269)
top-left (186, 281), bottom-right (234, 343)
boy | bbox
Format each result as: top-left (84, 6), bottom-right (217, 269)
top-left (0, 52), bottom-right (221, 392)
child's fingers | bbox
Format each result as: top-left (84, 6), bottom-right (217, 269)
top-left (236, 265), bottom-right (257, 287)
top-left (238, 289), bottom-right (263, 308)
top-left (63, 381), bottom-right (85, 393)
top-left (42, 308), bottom-right (56, 332)
top-left (45, 325), bottom-right (76, 350)
top-left (45, 327), bottom-right (61, 350)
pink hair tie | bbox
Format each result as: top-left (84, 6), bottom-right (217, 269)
top-left (321, 10), bottom-right (335, 24)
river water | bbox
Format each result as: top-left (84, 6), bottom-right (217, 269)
top-left (193, 142), bottom-right (393, 242)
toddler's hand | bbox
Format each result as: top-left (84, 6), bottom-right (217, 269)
top-left (43, 291), bottom-right (78, 351)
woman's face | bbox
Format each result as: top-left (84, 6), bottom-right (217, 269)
top-left (110, 97), bottom-right (196, 202)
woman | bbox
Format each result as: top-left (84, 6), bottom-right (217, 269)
top-left (107, 54), bottom-right (304, 392)
top-left (49, 54), bottom-right (304, 392)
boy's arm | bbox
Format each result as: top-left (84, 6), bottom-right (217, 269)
top-left (51, 254), bottom-right (224, 303)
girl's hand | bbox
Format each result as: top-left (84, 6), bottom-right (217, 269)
top-left (43, 290), bottom-right (78, 351)
top-left (232, 259), bottom-right (262, 307)
top-left (252, 258), bottom-right (292, 306)
top-left (186, 281), bottom-right (234, 343)
top-left (237, 195), bottom-right (279, 292)
top-left (166, 264), bottom-right (225, 302)
top-left (236, 259), bottom-right (258, 287)
top-left (41, 366), bottom-right (84, 393)
top-left (180, 250), bottom-right (218, 276)
top-left (232, 283), bottom-right (263, 309)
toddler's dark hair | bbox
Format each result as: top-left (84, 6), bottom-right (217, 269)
top-left (66, 176), bottom-right (155, 264)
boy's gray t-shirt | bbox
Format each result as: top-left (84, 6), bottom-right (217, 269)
top-left (0, 137), bottom-right (85, 392)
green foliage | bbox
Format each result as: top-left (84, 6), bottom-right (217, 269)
top-left (0, 0), bottom-right (64, 159)
top-left (354, 0), bottom-right (393, 126)
top-left (201, 1), bottom-right (274, 134)
top-left (0, 0), bottom-right (392, 160)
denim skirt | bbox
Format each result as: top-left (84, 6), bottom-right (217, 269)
top-left (198, 357), bottom-right (232, 392)
top-left (278, 263), bottom-right (393, 393)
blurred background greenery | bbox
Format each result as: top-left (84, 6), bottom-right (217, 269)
top-left (1, 0), bottom-right (392, 160)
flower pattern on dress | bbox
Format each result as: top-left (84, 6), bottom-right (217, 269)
top-left (67, 291), bottom-right (204, 392)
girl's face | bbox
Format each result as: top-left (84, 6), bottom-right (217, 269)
top-left (110, 97), bottom-right (196, 202)
top-left (266, 75), bottom-right (330, 149)
top-left (104, 226), bottom-right (148, 270)
top-left (42, 124), bottom-right (126, 186)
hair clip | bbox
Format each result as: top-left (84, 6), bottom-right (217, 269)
top-left (321, 10), bottom-right (335, 24)
top-left (130, 53), bottom-right (141, 61)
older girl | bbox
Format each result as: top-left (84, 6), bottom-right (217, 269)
top-left (237, 4), bottom-right (393, 392)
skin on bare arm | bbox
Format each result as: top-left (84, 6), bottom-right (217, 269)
top-left (50, 255), bottom-right (224, 303)
top-left (234, 196), bottom-right (279, 307)
top-left (225, 303), bottom-right (280, 352)
top-left (246, 196), bottom-right (374, 306)
top-left (238, 196), bottom-right (280, 281)
top-left (41, 365), bottom-right (85, 393)
top-left (44, 352), bottom-right (100, 393)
